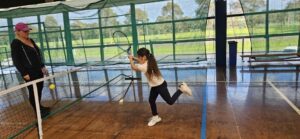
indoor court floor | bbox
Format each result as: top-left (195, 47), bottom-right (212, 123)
top-left (19, 65), bottom-right (300, 139)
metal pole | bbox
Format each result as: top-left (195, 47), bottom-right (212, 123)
top-left (266, 0), bottom-right (270, 53)
top-left (215, 0), bottom-right (227, 67)
top-left (63, 12), bottom-right (75, 65)
top-left (59, 27), bottom-right (68, 63)
top-left (142, 21), bottom-right (147, 48)
top-left (297, 32), bottom-right (300, 55)
top-left (7, 18), bottom-right (15, 44)
top-left (4, 47), bottom-right (13, 80)
top-left (150, 40), bottom-right (154, 55)
top-left (33, 83), bottom-right (43, 139)
top-left (98, 9), bottom-right (105, 62)
top-left (37, 16), bottom-right (45, 54)
top-left (130, 4), bottom-right (141, 79)
top-left (0, 61), bottom-right (7, 89)
top-left (172, 0), bottom-right (176, 60)
top-left (79, 28), bottom-right (88, 63)
top-left (42, 23), bottom-right (54, 75)
top-left (242, 38), bottom-right (245, 61)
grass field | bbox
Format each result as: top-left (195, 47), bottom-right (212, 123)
top-left (0, 24), bottom-right (299, 63)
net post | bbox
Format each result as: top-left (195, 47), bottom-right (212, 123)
top-left (33, 83), bottom-right (43, 139)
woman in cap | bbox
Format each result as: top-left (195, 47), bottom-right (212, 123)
top-left (11, 22), bottom-right (50, 118)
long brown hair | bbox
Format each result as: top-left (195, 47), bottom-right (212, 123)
top-left (137, 48), bottom-right (161, 80)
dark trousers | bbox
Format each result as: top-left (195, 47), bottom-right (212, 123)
top-left (149, 81), bottom-right (182, 116)
top-left (25, 70), bottom-right (44, 110)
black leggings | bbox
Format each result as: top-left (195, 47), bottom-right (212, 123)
top-left (149, 81), bottom-right (182, 116)
top-left (25, 71), bottom-right (44, 110)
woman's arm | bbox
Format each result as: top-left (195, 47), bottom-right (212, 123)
top-left (11, 40), bottom-right (29, 78)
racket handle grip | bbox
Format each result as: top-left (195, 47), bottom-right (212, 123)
top-left (125, 77), bottom-right (141, 80)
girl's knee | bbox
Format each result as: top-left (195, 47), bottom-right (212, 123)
top-left (149, 98), bottom-right (155, 104)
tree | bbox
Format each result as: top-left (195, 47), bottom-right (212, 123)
top-left (101, 8), bottom-right (119, 26)
top-left (286, 0), bottom-right (300, 26)
top-left (156, 2), bottom-right (184, 22)
top-left (238, 0), bottom-right (266, 33)
top-left (101, 8), bottom-right (119, 39)
top-left (163, 2), bottom-right (184, 19)
top-left (44, 16), bottom-right (60, 42)
top-left (123, 8), bottom-right (149, 37)
top-left (124, 8), bottom-right (148, 24)
top-left (45, 16), bottom-right (58, 27)
top-left (70, 21), bottom-right (99, 40)
top-left (239, 0), bottom-right (266, 13)
top-left (155, 2), bottom-right (184, 35)
top-left (285, 0), bottom-right (300, 9)
top-left (195, 0), bottom-right (210, 18)
top-left (70, 20), bottom-right (85, 40)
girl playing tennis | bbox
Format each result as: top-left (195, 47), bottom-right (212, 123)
top-left (128, 48), bottom-right (192, 126)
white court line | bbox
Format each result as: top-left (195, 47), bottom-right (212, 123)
top-left (267, 80), bottom-right (300, 115)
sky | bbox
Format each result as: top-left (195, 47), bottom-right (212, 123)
top-left (0, 0), bottom-right (295, 27)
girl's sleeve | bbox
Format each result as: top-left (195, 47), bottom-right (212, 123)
top-left (136, 63), bottom-right (147, 73)
top-left (11, 40), bottom-right (28, 76)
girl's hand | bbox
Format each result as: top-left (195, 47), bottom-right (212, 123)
top-left (128, 55), bottom-right (134, 61)
top-left (42, 67), bottom-right (49, 76)
top-left (23, 74), bottom-right (30, 81)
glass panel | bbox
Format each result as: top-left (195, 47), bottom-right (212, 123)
top-left (175, 20), bottom-right (206, 40)
top-left (41, 13), bottom-right (64, 28)
top-left (71, 29), bottom-right (100, 47)
top-left (269, 11), bottom-right (300, 34)
top-left (251, 38), bottom-right (266, 53)
top-left (227, 16), bottom-right (250, 37)
top-left (137, 23), bottom-right (172, 42)
top-left (240, 0), bottom-right (267, 13)
top-left (135, 1), bottom-right (171, 22)
top-left (269, 0), bottom-right (300, 10)
top-left (73, 48), bottom-right (101, 64)
top-left (174, 0), bottom-right (202, 19)
top-left (101, 6), bottom-right (130, 26)
top-left (228, 0), bottom-right (244, 15)
top-left (269, 36), bottom-right (299, 52)
top-left (245, 14), bottom-right (266, 35)
top-left (152, 43), bottom-right (173, 62)
top-left (102, 27), bottom-right (132, 45)
top-left (13, 16), bottom-right (37, 24)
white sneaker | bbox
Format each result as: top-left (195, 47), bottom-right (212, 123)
top-left (147, 115), bottom-right (162, 126)
top-left (179, 82), bottom-right (192, 96)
